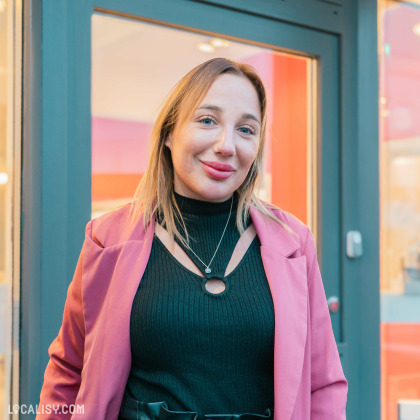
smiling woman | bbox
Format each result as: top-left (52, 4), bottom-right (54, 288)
top-left (37, 58), bottom-right (347, 420)
top-left (129, 58), bottom-right (282, 250)
top-left (165, 73), bottom-right (261, 202)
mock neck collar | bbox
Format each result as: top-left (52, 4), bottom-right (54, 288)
top-left (173, 191), bottom-right (239, 216)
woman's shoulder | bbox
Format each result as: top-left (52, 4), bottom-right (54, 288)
top-left (258, 199), bottom-right (311, 239)
top-left (247, 198), bottom-right (312, 258)
top-left (86, 202), bottom-right (148, 248)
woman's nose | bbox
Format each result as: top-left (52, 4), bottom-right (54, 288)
top-left (214, 127), bottom-right (235, 155)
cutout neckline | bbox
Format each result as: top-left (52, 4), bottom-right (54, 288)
top-left (154, 222), bottom-right (258, 281)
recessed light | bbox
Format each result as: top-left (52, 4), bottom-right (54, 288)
top-left (197, 42), bottom-right (215, 53)
top-left (0, 0), bottom-right (6, 13)
top-left (413, 23), bottom-right (420, 36)
top-left (210, 38), bottom-right (230, 48)
top-left (0, 173), bottom-right (9, 185)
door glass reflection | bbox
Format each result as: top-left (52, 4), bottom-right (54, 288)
top-left (0, 0), bottom-right (21, 417)
top-left (379, 1), bottom-right (420, 419)
top-left (91, 13), bottom-right (316, 233)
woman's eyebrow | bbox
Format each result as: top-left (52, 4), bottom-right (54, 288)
top-left (197, 104), bottom-right (223, 113)
top-left (242, 113), bottom-right (261, 125)
top-left (197, 105), bottom-right (260, 124)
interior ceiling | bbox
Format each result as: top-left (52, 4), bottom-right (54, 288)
top-left (91, 13), bottom-right (271, 122)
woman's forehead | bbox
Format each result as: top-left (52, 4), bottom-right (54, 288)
top-left (194, 74), bottom-right (261, 115)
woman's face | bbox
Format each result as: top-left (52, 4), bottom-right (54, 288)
top-left (165, 73), bottom-right (262, 203)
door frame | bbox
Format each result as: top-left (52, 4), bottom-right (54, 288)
top-left (21, 1), bottom-right (379, 419)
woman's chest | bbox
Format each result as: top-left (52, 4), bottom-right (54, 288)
top-left (129, 236), bottom-right (275, 367)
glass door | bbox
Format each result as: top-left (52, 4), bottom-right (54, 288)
top-left (87, 6), bottom-right (341, 342)
top-left (379, 1), bottom-right (420, 419)
top-left (0, 1), bottom-right (21, 419)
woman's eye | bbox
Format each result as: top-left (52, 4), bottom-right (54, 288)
top-left (199, 117), bottom-right (216, 126)
top-left (239, 126), bottom-right (255, 135)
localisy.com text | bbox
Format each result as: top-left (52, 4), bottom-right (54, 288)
top-left (8, 404), bottom-right (84, 415)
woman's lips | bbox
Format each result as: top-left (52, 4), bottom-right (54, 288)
top-left (201, 161), bottom-right (234, 180)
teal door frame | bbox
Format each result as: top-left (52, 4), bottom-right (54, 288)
top-left (21, 1), bottom-right (379, 419)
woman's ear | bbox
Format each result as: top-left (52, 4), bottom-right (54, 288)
top-left (164, 135), bottom-right (172, 150)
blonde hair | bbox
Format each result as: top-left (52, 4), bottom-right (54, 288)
top-left (129, 57), bottom-right (297, 248)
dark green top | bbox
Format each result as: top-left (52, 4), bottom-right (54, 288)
top-left (123, 191), bottom-right (275, 419)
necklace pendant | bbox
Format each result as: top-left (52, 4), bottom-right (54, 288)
top-left (205, 267), bottom-right (211, 274)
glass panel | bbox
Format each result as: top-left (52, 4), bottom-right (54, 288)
top-left (0, 0), bottom-right (21, 419)
top-left (379, 1), bottom-right (420, 419)
top-left (91, 13), bottom-right (316, 233)
top-left (1, 1), bottom-right (8, 418)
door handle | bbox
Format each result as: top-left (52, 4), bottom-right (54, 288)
top-left (346, 230), bottom-right (363, 258)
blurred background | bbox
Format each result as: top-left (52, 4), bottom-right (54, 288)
top-left (379, 2), bottom-right (420, 419)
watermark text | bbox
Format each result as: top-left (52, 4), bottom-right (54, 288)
top-left (8, 404), bottom-right (84, 415)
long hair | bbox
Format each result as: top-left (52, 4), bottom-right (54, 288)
top-left (129, 57), bottom-right (297, 248)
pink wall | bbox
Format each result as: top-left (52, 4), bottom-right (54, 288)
top-left (92, 116), bottom-right (152, 174)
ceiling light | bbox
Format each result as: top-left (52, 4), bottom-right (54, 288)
top-left (0, 0), bottom-right (6, 13)
top-left (210, 38), bottom-right (230, 48)
top-left (0, 173), bottom-right (9, 185)
top-left (393, 157), bottom-right (412, 166)
top-left (380, 97), bottom-right (387, 105)
top-left (197, 43), bottom-right (215, 53)
top-left (413, 23), bottom-right (420, 36)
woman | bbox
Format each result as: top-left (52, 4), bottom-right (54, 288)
top-left (37, 57), bottom-right (348, 420)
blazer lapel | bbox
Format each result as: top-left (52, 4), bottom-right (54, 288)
top-left (78, 214), bottom-right (157, 420)
top-left (250, 206), bottom-right (308, 420)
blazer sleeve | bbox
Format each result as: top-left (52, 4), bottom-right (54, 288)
top-left (36, 222), bottom-right (90, 419)
top-left (304, 227), bottom-right (348, 419)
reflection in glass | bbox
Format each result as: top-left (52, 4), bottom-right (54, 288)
top-left (91, 13), bottom-right (315, 232)
top-left (1, 0), bottom-right (22, 418)
top-left (379, 1), bottom-right (420, 419)
top-left (1, 3), bottom-right (7, 419)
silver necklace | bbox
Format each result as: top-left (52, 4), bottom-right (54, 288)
top-left (184, 195), bottom-right (234, 275)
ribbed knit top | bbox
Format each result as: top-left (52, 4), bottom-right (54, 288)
top-left (122, 191), bottom-right (275, 419)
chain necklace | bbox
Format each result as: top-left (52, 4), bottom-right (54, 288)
top-left (183, 195), bottom-right (234, 275)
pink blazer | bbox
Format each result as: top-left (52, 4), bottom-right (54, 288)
top-left (37, 202), bottom-right (348, 420)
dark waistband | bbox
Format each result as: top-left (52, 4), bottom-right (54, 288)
top-left (119, 396), bottom-right (273, 420)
